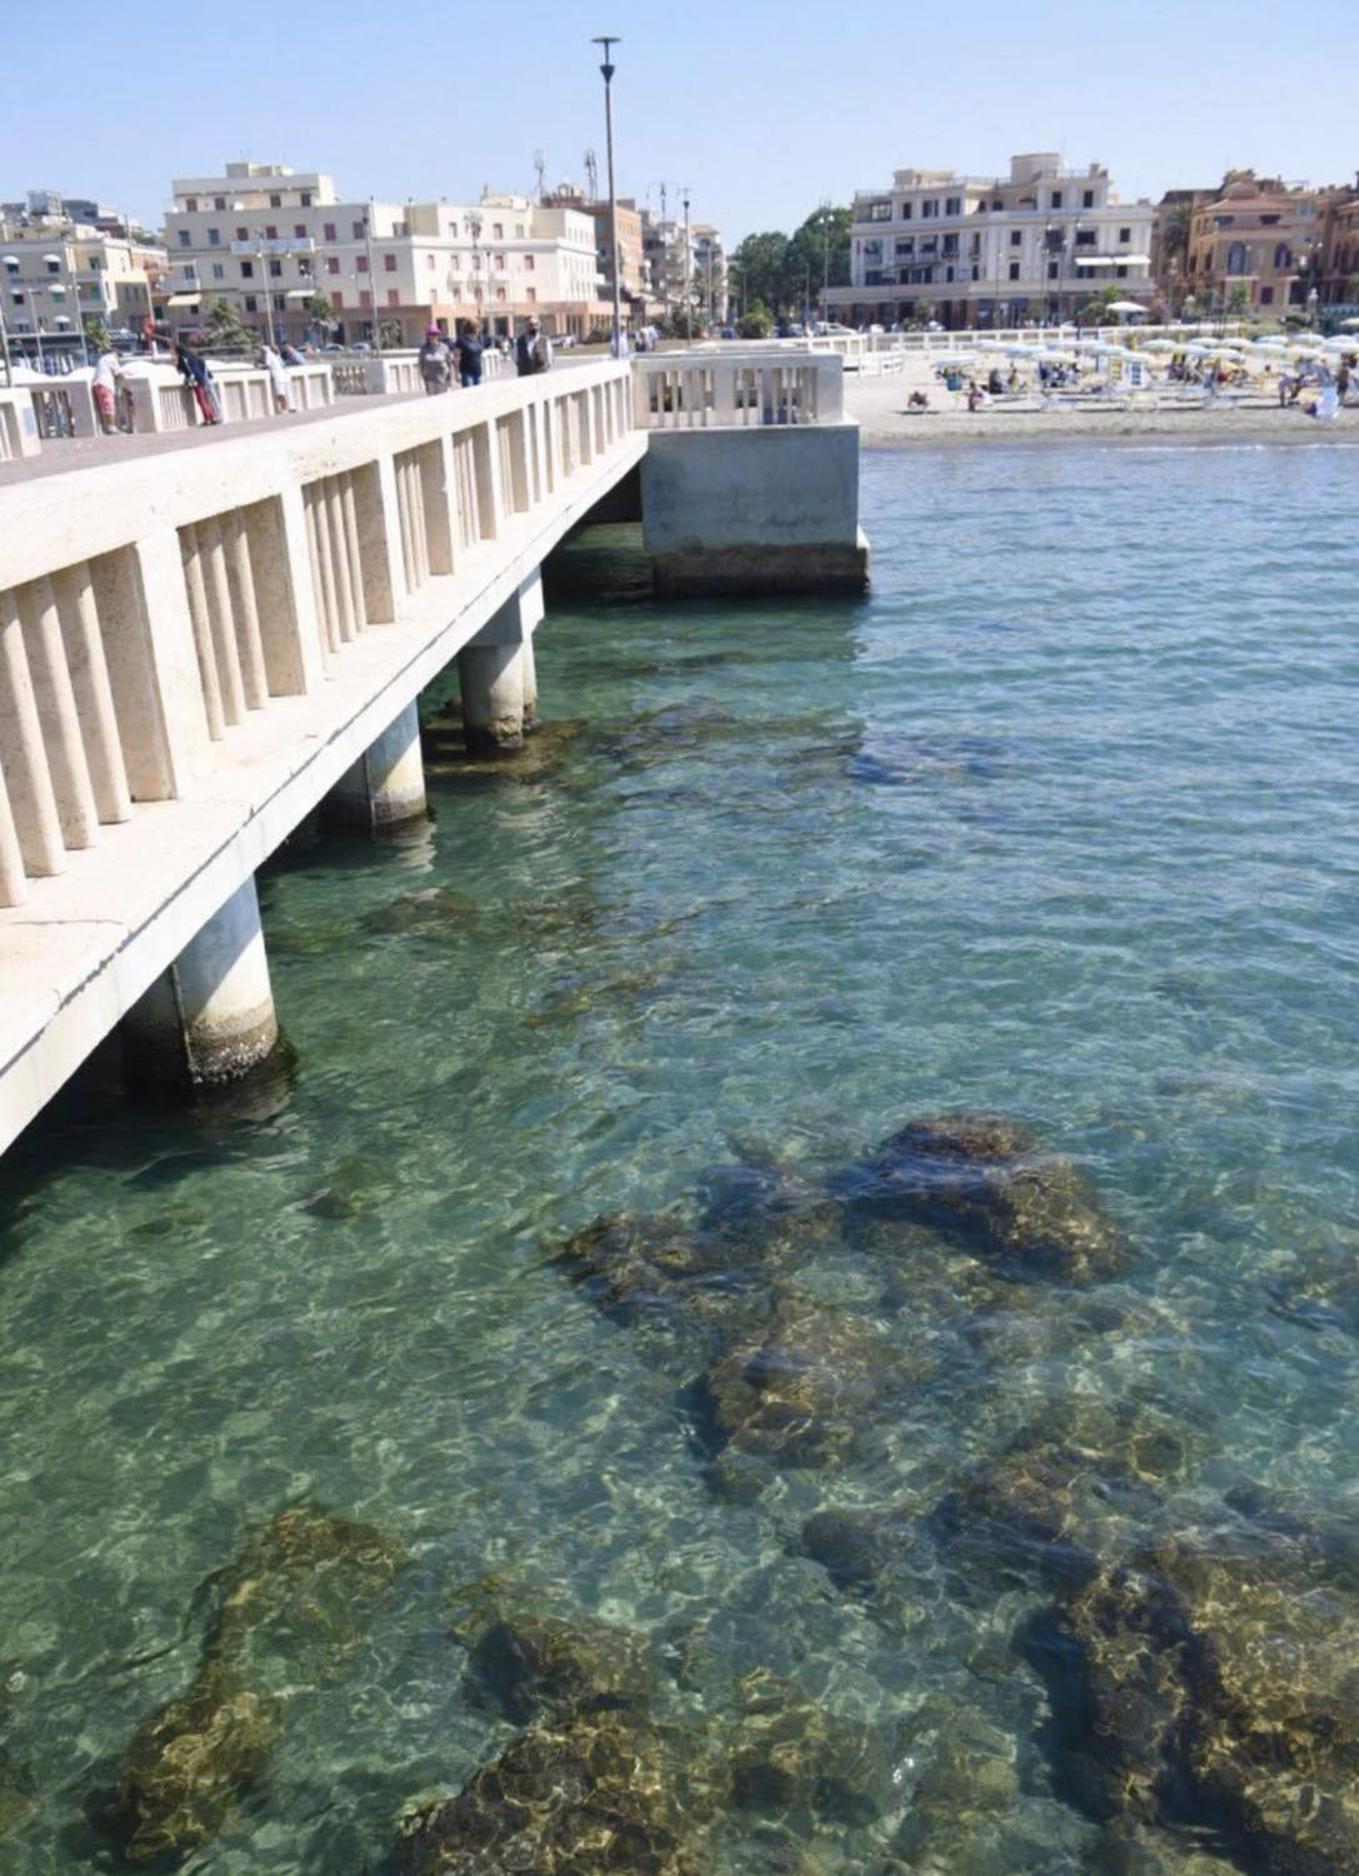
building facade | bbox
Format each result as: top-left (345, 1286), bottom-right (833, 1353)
top-left (827, 153), bottom-right (1154, 328)
top-left (1, 211), bottom-right (165, 352)
top-left (1319, 178), bottom-right (1359, 310)
top-left (541, 189), bottom-right (653, 328)
top-left (1181, 172), bottom-right (1330, 316)
top-left (163, 161), bottom-right (607, 345)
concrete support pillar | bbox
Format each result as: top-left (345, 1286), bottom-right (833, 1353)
top-left (520, 632), bottom-right (538, 733)
top-left (326, 700), bottom-right (427, 831)
top-left (458, 641), bottom-right (525, 756)
top-left (123, 877), bottom-right (279, 1087)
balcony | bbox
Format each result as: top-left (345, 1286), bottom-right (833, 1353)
top-left (229, 238), bottom-right (316, 256)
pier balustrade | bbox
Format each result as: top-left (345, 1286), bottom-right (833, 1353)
top-left (634, 351), bottom-right (845, 428)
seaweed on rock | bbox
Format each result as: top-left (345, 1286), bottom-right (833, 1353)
top-left (99, 1508), bottom-right (404, 1865)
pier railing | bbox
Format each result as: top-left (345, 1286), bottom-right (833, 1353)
top-left (634, 350), bottom-right (845, 428)
top-left (0, 359), bottom-right (638, 911)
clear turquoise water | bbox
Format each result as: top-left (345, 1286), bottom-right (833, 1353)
top-left (1, 440), bottom-right (1358, 1873)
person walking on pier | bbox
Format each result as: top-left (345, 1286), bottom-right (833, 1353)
top-left (91, 348), bottom-right (125, 434)
top-left (173, 341), bottom-right (221, 425)
top-left (456, 318), bottom-right (485, 388)
top-left (418, 325), bottom-right (454, 395)
top-left (515, 316), bottom-right (553, 377)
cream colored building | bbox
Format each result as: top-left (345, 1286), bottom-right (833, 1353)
top-left (163, 161), bottom-right (607, 345)
top-left (1, 215), bottom-right (165, 353)
top-left (828, 153), bottom-right (1154, 328)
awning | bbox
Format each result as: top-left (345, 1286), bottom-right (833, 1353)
top-left (1075, 255), bottom-right (1150, 268)
top-left (165, 292), bottom-right (201, 307)
top-left (284, 289), bottom-right (314, 300)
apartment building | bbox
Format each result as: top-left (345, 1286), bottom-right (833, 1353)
top-left (827, 153), bottom-right (1154, 328)
top-left (162, 161), bottom-right (607, 345)
top-left (1, 210), bottom-right (166, 350)
top-left (1181, 171), bottom-right (1330, 315)
top-left (1320, 180), bottom-right (1359, 308)
top-left (541, 188), bottom-right (653, 327)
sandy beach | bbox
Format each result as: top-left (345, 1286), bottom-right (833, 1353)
top-left (845, 361), bottom-right (1358, 447)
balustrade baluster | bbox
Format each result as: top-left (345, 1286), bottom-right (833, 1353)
top-left (16, 575), bottom-right (100, 849)
top-left (52, 562), bottom-right (132, 822)
top-left (307, 486), bottom-right (341, 655)
top-left (0, 587), bottom-right (66, 875)
top-left (223, 514), bottom-right (269, 708)
top-left (198, 517), bottom-right (247, 725)
top-left (325, 479), bottom-right (358, 642)
top-left (340, 478), bottom-right (367, 628)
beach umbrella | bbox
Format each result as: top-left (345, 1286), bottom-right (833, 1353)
top-left (1106, 300), bottom-right (1148, 316)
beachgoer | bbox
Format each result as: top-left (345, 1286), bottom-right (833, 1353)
top-left (515, 316), bottom-right (553, 377)
top-left (91, 349), bottom-right (124, 435)
top-left (456, 318), bottom-right (484, 388)
top-left (966, 379), bottom-right (984, 412)
top-left (418, 325), bottom-right (453, 394)
top-left (260, 343), bottom-right (293, 414)
top-left (174, 341), bottom-right (221, 425)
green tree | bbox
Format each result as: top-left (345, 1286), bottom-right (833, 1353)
top-left (730, 231), bottom-right (790, 316)
top-left (86, 316), bottom-right (111, 354)
top-left (737, 300), bottom-right (773, 339)
top-left (203, 297), bottom-right (256, 352)
top-left (786, 205), bottom-right (852, 316)
top-left (308, 293), bottom-right (335, 332)
top-left (1227, 283), bottom-right (1250, 315)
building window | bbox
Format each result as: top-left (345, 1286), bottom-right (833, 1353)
top-left (185, 197), bottom-right (198, 212)
top-left (524, 254), bottom-right (534, 271)
top-left (240, 260), bottom-right (254, 279)
top-left (495, 286), bottom-right (506, 301)
top-left (525, 286), bottom-right (536, 302)
top-left (352, 220), bottom-right (365, 240)
top-left (1010, 231), bottom-right (1022, 247)
top-left (264, 225), bottom-right (277, 240)
top-left (1116, 265), bottom-right (1128, 278)
top-left (383, 252), bottom-right (397, 271)
top-left (333, 290), bottom-right (344, 307)
top-left (1047, 260), bottom-right (1059, 280)
top-left (1261, 285), bottom-right (1275, 304)
top-left (515, 223), bottom-right (525, 237)
top-left (359, 289), bottom-right (371, 308)
top-left (356, 255), bottom-right (369, 273)
top-left (177, 229), bottom-right (191, 247)
top-left (945, 196), bottom-right (961, 216)
top-left (321, 222), bottom-right (335, 242)
top-left (1075, 230), bottom-right (1097, 247)
top-left (207, 228), bottom-right (220, 246)
top-left (294, 223), bottom-right (306, 239)
top-left (1051, 190), bottom-right (1063, 209)
top-left (426, 252), bottom-right (436, 270)
top-left (895, 239), bottom-right (914, 258)
top-left (301, 192), bottom-right (312, 207)
top-left (1083, 189), bottom-right (1095, 208)
top-left (1226, 241), bottom-right (1248, 275)
top-left (900, 202), bottom-right (912, 222)
top-left (268, 259), bottom-right (282, 278)
top-left (1119, 227), bottom-right (1131, 243)
top-left (866, 200), bottom-right (892, 222)
top-left (269, 194), bottom-right (281, 209)
top-left (211, 262), bottom-right (224, 280)
top-left (326, 256), bottom-right (339, 274)
top-left (298, 258), bottom-right (312, 278)
top-left (236, 226), bottom-right (247, 242)
top-left (1009, 261), bottom-right (1021, 280)
top-left (495, 254), bottom-right (506, 269)
top-left (244, 295), bottom-right (257, 312)
top-left (922, 200), bottom-right (938, 218)
top-left (493, 223), bottom-right (503, 239)
top-left (1273, 243), bottom-right (1291, 269)
top-left (387, 288), bottom-right (399, 306)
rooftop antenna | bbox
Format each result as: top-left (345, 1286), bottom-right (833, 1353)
top-left (533, 150), bottom-right (547, 202)
top-left (584, 148), bottom-right (599, 200)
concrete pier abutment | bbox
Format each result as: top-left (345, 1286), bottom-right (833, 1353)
top-left (458, 572), bottom-right (546, 756)
top-left (122, 877), bottom-right (280, 1088)
top-left (325, 700), bottom-right (428, 832)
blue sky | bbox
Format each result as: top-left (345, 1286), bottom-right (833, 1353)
top-left (11, 0), bottom-right (1356, 241)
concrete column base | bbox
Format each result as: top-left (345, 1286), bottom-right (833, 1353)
top-left (123, 876), bottom-right (280, 1087)
top-left (652, 534), bottom-right (870, 598)
top-left (326, 700), bottom-right (427, 831)
top-left (520, 633), bottom-right (539, 733)
top-left (458, 642), bottom-right (525, 756)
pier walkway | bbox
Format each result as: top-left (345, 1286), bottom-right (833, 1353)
top-left (0, 350), bottom-right (862, 1152)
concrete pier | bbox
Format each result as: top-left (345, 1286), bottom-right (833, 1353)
top-left (326, 700), bottom-right (427, 831)
top-left (123, 877), bottom-right (279, 1086)
top-left (520, 632), bottom-right (539, 733)
top-left (458, 642), bottom-right (525, 756)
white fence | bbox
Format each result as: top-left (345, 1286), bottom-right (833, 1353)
top-left (634, 351), bottom-right (845, 428)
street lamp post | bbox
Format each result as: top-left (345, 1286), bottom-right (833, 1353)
top-left (682, 186), bottom-right (692, 343)
top-left (821, 196), bottom-right (832, 327)
top-left (592, 36), bottom-right (625, 357)
top-left (365, 204), bottom-right (382, 354)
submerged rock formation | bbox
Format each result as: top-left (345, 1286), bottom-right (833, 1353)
top-left (837, 1113), bottom-right (1136, 1285)
top-left (452, 1593), bottom-right (653, 1728)
top-left (727, 1668), bottom-right (892, 1828)
top-left (101, 1508), bottom-right (403, 1865)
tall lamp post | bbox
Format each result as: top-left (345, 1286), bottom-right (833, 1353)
top-left (681, 185), bottom-right (692, 343)
top-left (592, 35), bottom-right (624, 357)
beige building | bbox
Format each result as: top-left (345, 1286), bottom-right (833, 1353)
top-left (1319, 179), bottom-right (1359, 310)
top-left (163, 161), bottom-right (608, 345)
top-left (828, 153), bottom-right (1154, 328)
top-left (1, 212), bottom-right (165, 354)
top-left (1182, 171), bottom-right (1330, 316)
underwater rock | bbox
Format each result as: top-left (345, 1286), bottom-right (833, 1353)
top-left (395, 1709), bottom-right (717, 1876)
top-left (887, 1701), bottom-right (1025, 1871)
top-left (101, 1665), bottom-right (281, 1865)
top-left (360, 887), bottom-right (481, 941)
top-left (1026, 1521), bottom-right (1359, 1875)
top-left (800, 1506), bottom-right (906, 1604)
top-left (929, 1438), bottom-right (1118, 1595)
top-left (452, 1596), bottom-right (653, 1727)
top-left (837, 1113), bottom-right (1136, 1286)
top-left (727, 1669), bottom-right (892, 1827)
top-left (102, 1509), bottom-right (403, 1865)
top-left (692, 1296), bottom-right (928, 1496)
top-left (300, 1151), bottom-right (397, 1221)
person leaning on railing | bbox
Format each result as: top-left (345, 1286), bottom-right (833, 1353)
top-left (515, 317), bottom-right (553, 377)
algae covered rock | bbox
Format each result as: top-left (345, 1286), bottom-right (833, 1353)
top-left (101, 1507), bottom-right (403, 1865)
top-left (839, 1113), bottom-right (1136, 1285)
top-left (930, 1439), bottom-right (1112, 1596)
top-left (727, 1668), bottom-right (892, 1827)
top-left (452, 1593), bottom-right (653, 1727)
top-left (693, 1297), bottom-right (927, 1496)
top-left (396, 1709), bottom-right (716, 1876)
